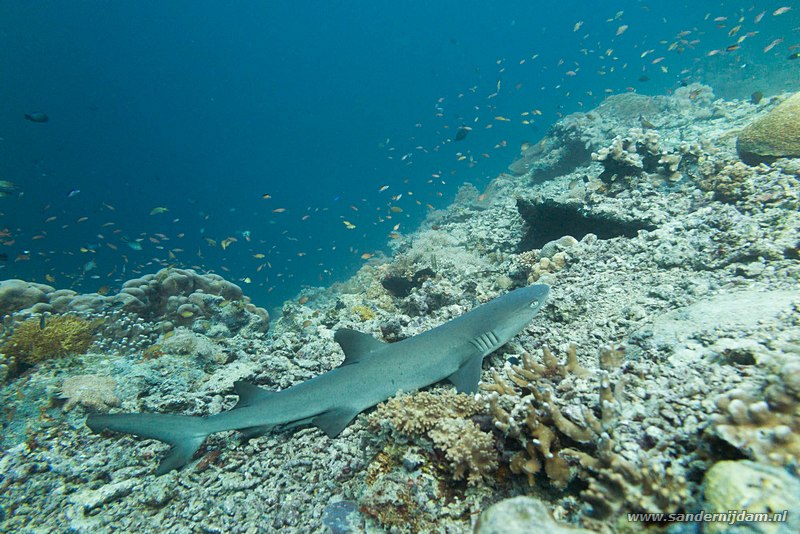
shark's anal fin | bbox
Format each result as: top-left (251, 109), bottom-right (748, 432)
top-left (447, 355), bottom-right (483, 394)
top-left (313, 407), bottom-right (361, 438)
top-left (233, 381), bottom-right (276, 410)
top-left (334, 328), bottom-right (386, 366)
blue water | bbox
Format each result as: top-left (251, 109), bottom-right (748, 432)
top-left (1, 1), bottom-right (797, 311)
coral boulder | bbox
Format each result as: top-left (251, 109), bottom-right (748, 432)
top-left (737, 92), bottom-right (800, 163)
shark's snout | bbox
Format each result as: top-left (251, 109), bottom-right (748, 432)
top-left (525, 284), bottom-right (550, 309)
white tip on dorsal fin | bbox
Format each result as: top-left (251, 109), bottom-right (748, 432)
top-left (334, 328), bottom-right (386, 365)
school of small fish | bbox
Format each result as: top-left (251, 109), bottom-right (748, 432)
top-left (1, 4), bottom-right (796, 300)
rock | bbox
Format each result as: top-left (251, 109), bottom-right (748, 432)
top-left (60, 374), bottom-right (120, 411)
top-left (703, 460), bottom-right (800, 534)
top-left (0, 279), bottom-right (53, 316)
top-left (737, 92), bottom-right (800, 164)
top-left (68, 479), bottom-right (137, 512)
top-left (475, 496), bottom-right (593, 534)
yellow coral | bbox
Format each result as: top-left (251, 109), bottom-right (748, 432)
top-left (370, 390), bottom-right (496, 485)
top-left (1, 315), bottom-right (96, 366)
top-left (351, 305), bottom-right (376, 321)
top-left (371, 389), bottom-right (485, 434)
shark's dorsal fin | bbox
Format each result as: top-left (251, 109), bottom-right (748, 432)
top-left (334, 328), bottom-right (385, 366)
top-left (233, 381), bottom-right (276, 409)
top-left (447, 355), bottom-right (484, 394)
top-left (313, 407), bottom-right (361, 437)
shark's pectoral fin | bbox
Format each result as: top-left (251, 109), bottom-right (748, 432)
top-left (233, 381), bottom-right (276, 409)
top-left (334, 328), bottom-right (386, 365)
top-left (447, 355), bottom-right (483, 394)
top-left (313, 407), bottom-right (361, 438)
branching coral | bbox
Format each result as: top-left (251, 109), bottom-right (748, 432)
top-left (483, 345), bottom-right (597, 489)
top-left (428, 418), bottom-right (498, 485)
top-left (484, 345), bottom-right (693, 519)
top-left (707, 349), bottom-right (800, 468)
top-left (591, 128), bottom-right (704, 192)
top-left (369, 389), bottom-right (496, 485)
top-left (1, 315), bottom-right (96, 367)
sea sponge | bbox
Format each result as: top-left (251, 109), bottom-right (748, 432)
top-left (1, 314), bottom-right (96, 367)
top-left (737, 92), bottom-right (800, 163)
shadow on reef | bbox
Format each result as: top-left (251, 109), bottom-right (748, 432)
top-left (516, 198), bottom-right (656, 251)
top-left (381, 268), bottom-right (436, 298)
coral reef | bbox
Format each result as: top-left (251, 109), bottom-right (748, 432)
top-left (368, 390), bottom-right (496, 485)
top-left (371, 389), bottom-right (485, 434)
top-left (484, 345), bottom-right (694, 520)
top-left (591, 127), bottom-right (703, 191)
top-left (117, 268), bottom-right (269, 336)
top-left (60, 374), bottom-right (120, 412)
top-left (1, 314), bottom-right (96, 368)
top-left (2, 86), bottom-right (800, 533)
top-left (702, 460), bottom-right (800, 534)
top-left (350, 305), bottom-right (376, 322)
top-left (737, 92), bottom-right (800, 164)
top-left (707, 344), bottom-right (800, 468)
top-left (1, 267), bottom-right (269, 337)
top-left (0, 279), bottom-right (53, 317)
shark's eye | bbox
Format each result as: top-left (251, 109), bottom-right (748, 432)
top-left (529, 300), bottom-right (539, 308)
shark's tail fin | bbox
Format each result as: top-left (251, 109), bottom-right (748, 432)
top-left (86, 413), bottom-right (209, 475)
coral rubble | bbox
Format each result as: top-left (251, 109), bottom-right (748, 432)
top-left (2, 87), bottom-right (800, 533)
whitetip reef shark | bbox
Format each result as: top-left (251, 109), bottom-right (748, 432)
top-left (87, 284), bottom-right (550, 475)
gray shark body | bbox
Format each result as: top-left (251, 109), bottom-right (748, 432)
top-left (87, 284), bottom-right (549, 475)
